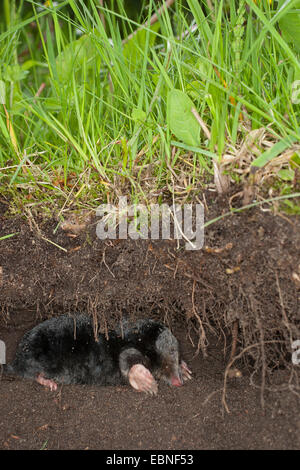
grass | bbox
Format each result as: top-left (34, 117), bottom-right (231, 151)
top-left (0, 0), bottom-right (299, 218)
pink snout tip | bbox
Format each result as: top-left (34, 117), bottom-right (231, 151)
top-left (171, 376), bottom-right (183, 387)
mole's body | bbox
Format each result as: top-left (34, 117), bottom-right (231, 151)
top-left (5, 315), bottom-right (191, 394)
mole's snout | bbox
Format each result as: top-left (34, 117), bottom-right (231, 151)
top-left (169, 360), bottom-right (192, 387)
top-left (171, 375), bottom-right (183, 387)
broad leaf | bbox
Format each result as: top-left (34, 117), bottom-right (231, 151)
top-left (278, 1), bottom-right (300, 52)
top-left (123, 23), bottom-right (159, 71)
top-left (131, 108), bottom-right (147, 122)
top-left (167, 89), bottom-right (200, 147)
top-left (56, 34), bottom-right (99, 83)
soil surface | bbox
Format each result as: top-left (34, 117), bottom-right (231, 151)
top-left (0, 193), bottom-right (299, 449)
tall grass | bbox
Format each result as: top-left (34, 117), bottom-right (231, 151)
top-left (0, 0), bottom-right (299, 211)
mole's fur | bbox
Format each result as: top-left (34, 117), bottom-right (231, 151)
top-left (4, 314), bottom-right (192, 394)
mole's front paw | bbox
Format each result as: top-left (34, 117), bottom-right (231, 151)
top-left (36, 373), bottom-right (58, 391)
top-left (180, 361), bottom-right (192, 382)
top-left (128, 364), bottom-right (158, 395)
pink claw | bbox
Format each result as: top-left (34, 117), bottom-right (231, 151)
top-left (180, 361), bottom-right (192, 381)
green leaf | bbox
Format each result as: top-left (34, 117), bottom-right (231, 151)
top-left (187, 80), bottom-right (205, 102)
top-left (167, 89), bottom-right (200, 147)
top-left (3, 64), bottom-right (29, 82)
top-left (56, 34), bottom-right (99, 83)
top-left (290, 153), bottom-right (300, 168)
top-left (251, 131), bottom-right (300, 168)
top-left (278, 1), bottom-right (300, 52)
top-left (131, 108), bottom-right (147, 122)
top-left (21, 59), bottom-right (44, 71)
top-left (0, 80), bottom-right (6, 104)
top-left (123, 23), bottom-right (159, 71)
top-left (277, 169), bottom-right (295, 181)
top-left (0, 232), bottom-right (19, 242)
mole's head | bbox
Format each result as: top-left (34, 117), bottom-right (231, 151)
top-left (155, 328), bottom-right (183, 387)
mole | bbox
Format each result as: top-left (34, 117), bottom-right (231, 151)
top-left (4, 314), bottom-right (192, 394)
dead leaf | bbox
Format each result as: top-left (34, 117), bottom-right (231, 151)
top-left (68, 246), bottom-right (81, 253)
top-left (226, 267), bottom-right (240, 274)
top-left (205, 243), bottom-right (233, 254)
top-left (242, 184), bottom-right (256, 205)
top-left (227, 368), bottom-right (242, 378)
top-left (61, 221), bottom-right (87, 235)
top-left (36, 424), bottom-right (49, 432)
top-left (213, 161), bottom-right (230, 194)
top-left (66, 233), bottom-right (78, 238)
top-left (292, 271), bottom-right (300, 288)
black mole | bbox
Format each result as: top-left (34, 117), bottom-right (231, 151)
top-left (4, 314), bottom-right (192, 394)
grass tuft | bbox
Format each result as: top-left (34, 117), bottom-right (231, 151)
top-left (0, 0), bottom-right (299, 216)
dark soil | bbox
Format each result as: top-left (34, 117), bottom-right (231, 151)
top-left (0, 193), bottom-right (299, 449)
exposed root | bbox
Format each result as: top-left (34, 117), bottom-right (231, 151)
top-left (229, 320), bottom-right (239, 363)
top-left (249, 367), bottom-right (300, 399)
top-left (227, 320), bottom-right (242, 379)
top-left (255, 314), bottom-right (266, 411)
top-left (191, 281), bottom-right (208, 358)
top-left (275, 271), bottom-right (294, 345)
top-left (101, 247), bottom-right (115, 278)
top-left (222, 340), bottom-right (286, 414)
